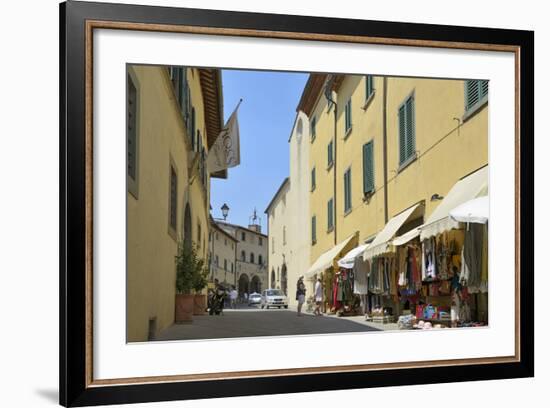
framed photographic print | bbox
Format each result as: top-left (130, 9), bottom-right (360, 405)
top-left (60, 0), bottom-right (534, 406)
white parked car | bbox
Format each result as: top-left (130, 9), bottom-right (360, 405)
top-left (261, 289), bottom-right (288, 309)
top-left (248, 292), bottom-right (262, 306)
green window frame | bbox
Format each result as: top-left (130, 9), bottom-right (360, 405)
top-left (344, 98), bottom-right (352, 134)
top-left (327, 140), bottom-right (334, 167)
top-left (465, 79), bottom-right (489, 113)
top-left (363, 141), bottom-right (375, 194)
top-left (311, 215), bottom-right (317, 244)
top-left (310, 116), bottom-right (317, 142)
top-left (327, 198), bottom-right (334, 231)
top-left (344, 168), bottom-right (352, 213)
top-left (398, 94), bottom-right (416, 167)
top-left (311, 167), bottom-right (316, 191)
top-left (365, 75), bottom-right (374, 100)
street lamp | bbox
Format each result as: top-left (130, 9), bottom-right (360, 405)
top-left (221, 203), bottom-right (230, 221)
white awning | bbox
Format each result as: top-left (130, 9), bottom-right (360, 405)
top-left (420, 166), bottom-right (488, 240)
top-left (363, 203), bottom-right (420, 260)
top-left (337, 243), bottom-right (369, 269)
top-left (450, 195), bottom-right (489, 224)
top-left (305, 234), bottom-right (357, 279)
top-left (392, 227), bottom-right (421, 246)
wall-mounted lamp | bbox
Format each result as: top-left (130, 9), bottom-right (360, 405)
top-left (431, 193), bottom-right (444, 201)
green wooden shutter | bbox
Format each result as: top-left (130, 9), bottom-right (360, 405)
top-left (366, 76), bottom-right (374, 99)
top-left (311, 216), bottom-right (317, 243)
top-left (344, 169), bottom-right (352, 212)
top-left (311, 167), bottom-right (316, 191)
top-left (481, 80), bottom-right (489, 98)
top-left (327, 198), bottom-right (334, 230)
top-left (345, 99), bottom-right (352, 132)
top-left (170, 166), bottom-right (177, 229)
top-left (363, 141), bottom-right (374, 194)
top-left (465, 80), bottom-right (480, 111)
top-left (398, 104), bottom-right (406, 165)
top-left (327, 140), bottom-right (333, 166)
top-left (127, 74), bottom-right (137, 180)
top-left (405, 96), bottom-right (415, 160)
top-left (311, 116), bottom-right (316, 141)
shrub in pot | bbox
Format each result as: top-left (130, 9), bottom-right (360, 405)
top-left (174, 241), bottom-right (204, 323)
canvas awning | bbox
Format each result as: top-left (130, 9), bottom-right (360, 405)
top-left (305, 233), bottom-right (358, 279)
top-left (363, 203), bottom-right (421, 260)
top-left (450, 195), bottom-right (489, 224)
top-left (420, 166), bottom-right (488, 240)
top-left (337, 243), bottom-right (369, 269)
top-left (392, 227), bottom-right (421, 246)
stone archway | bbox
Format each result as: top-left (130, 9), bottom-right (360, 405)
top-left (250, 275), bottom-right (261, 294)
top-left (238, 273), bottom-right (250, 297)
top-left (281, 264), bottom-right (288, 296)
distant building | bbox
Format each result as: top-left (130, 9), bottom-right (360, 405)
top-left (218, 219), bottom-right (268, 296)
top-left (264, 178), bottom-right (290, 294)
top-left (265, 111), bottom-right (311, 306)
top-left (209, 220), bottom-right (238, 286)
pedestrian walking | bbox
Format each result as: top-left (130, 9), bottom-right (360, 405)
top-left (314, 277), bottom-right (323, 316)
top-left (296, 276), bottom-right (306, 316)
top-left (230, 286), bottom-right (238, 309)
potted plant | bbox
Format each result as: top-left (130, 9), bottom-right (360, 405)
top-left (192, 256), bottom-right (209, 315)
top-left (174, 241), bottom-right (204, 323)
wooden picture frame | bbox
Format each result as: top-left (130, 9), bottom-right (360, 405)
top-left (60, 1), bottom-right (534, 406)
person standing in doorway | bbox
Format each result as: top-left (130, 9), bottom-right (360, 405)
top-left (296, 276), bottom-right (306, 316)
top-left (314, 277), bottom-right (323, 316)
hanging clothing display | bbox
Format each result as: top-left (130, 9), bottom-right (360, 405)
top-left (460, 223), bottom-right (487, 293)
top-left (352, 256), bottom-right (369, 295)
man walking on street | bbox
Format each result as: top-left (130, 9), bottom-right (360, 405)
top-left (296, 276), bottom-right (306, 316)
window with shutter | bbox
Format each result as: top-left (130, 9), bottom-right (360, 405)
top-left (327, 140), bottom-right (333, 167)
top-left (169, 166), bottom-right (177, 230)
top-left (311, 215), bottom-right (317, 244)
top-left (344, 168), bottom-right (352, 213)
top-left (127, 74), bottom-right (137, 182)
top-left (311, 167), bottom-right (316, 191)
top-left (190, 107), bottom-right (196, 150)
top-left (363, 141), bottom-right (374, 194)
top-left (327, 198), bottom-right (334, 231)
top-left (366, 75), bottom-right (374, 100)
top-left (398, 95), bottom-right (416, 167)
top-left (345, 98), bottom-right (352, 134)
top-left (465, 80), bottom-right (489, 113)
top-left (310, 116), bottom-right (317, 142)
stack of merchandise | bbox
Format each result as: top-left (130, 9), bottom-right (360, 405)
top-left (397, 314), bottom-right (416, 330)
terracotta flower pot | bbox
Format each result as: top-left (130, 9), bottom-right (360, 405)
top-left (193, 294), bottom-right (207, 315)
top-left (175, 293), bottom-right (194, 323)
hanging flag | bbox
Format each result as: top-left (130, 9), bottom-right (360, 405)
top-left (207, 99), bottom-right (242, 173)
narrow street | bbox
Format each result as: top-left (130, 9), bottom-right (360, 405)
top-left (155, 306), bottom-right (382, 341)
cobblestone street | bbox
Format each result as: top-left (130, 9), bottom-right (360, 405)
top-left (155, 306), bottom-right (385, 341)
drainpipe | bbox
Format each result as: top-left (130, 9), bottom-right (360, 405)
top-left (383, 77), bottom-right (389, 224)
top-left (333, 96), bottom-right (338, 245)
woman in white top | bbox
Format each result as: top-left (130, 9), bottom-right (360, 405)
top-left (314, 277), bottom-right (323, 316)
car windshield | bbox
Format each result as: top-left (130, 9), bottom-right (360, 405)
top-left (266, 290), bottom-right (283, 296)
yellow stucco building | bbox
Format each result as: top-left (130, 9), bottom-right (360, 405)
top-left (126, 65), bottom-right (225, 342)
top-left (300, 73), bottom-right (488, 280)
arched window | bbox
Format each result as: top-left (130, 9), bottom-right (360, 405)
top-left (241, 250), bottom-right (246, 261)
top-left (250, 253), bottom-right (255, 264)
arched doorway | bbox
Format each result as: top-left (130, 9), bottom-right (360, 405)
top-left (183, 203), bottom-right (192, 251)
top-left (281, 264), bottom-right (288, 295)
top-left (271, 269), bottom-right (275, 288)
top-left (250, 275), bottom-right (261, 294)
top-left (238, 273), bottom-right (250, 297)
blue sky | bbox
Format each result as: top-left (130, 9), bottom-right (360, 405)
top-left (210, 69), bottom-right (308, 230)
